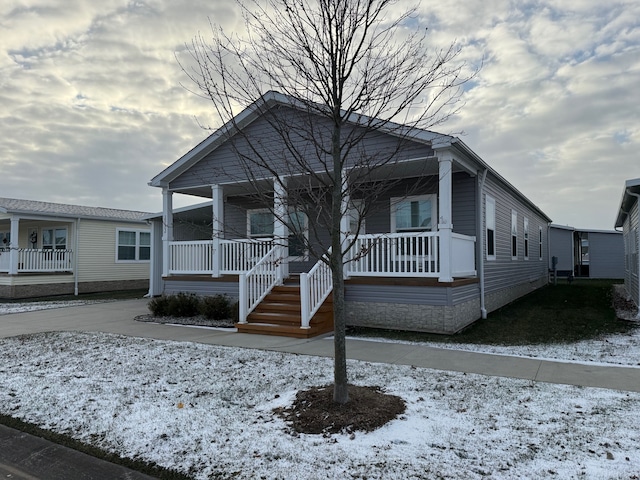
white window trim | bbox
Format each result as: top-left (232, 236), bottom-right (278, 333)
top-left (390, 194), bottom-right (437, 233)
top-left (511, 210), bottom-right (518, 260)
top-left (485, 195), bottom-right (496, 261)
top-left (116, 228), bottom-right (151, 263)
top-left (523, 217), bottom-right (529, 260)
top-left (41, 227), bottom-right (68, 250)
top-left (246, 208), bottom-right (309, 261)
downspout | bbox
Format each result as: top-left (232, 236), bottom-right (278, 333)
top-left (74, 218), bottom-right (81, 296)
top-left (477, 169), bottom-right (488, 319)
top-left (626, 189), bottom-right (640, 311)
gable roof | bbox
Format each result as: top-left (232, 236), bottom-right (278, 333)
top-left (615, 178), bottom-right (640, 228)
top-left (149, 90), bottom-right (451, 188)
top-left (150, 90), bottom-right (551, 223)
top-left (0, 198), bottom-right (150, 223)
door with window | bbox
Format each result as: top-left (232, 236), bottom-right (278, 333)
top-left (390, 195), bottom-right (437, 271)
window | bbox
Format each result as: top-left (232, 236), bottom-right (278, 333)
top-left (247, 209), bottom-right (308, 259)
top-left (511, 210), bottom-right (518, 260)
top-left (117, 229), bottom-right (150, 262)
top-left (485, 195), bottom-right (496, 260)
top-left (539, 226), bottom-right (543, 260)
top-left (391, 195), bottom-right (436, 232)
top-left (0, 232), bottom-right (10, 251)
top-left (42, 228), bottom-right (67, 250)
top-left (523, 217), bottom-right (529, 260)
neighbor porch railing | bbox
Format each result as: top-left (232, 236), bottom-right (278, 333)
top-left (300, 248), bottom-right (333, 329)
top-left (0, 249), bottom-right (73, 273)
top-left (168, 239), bottom-right (272, 275)
top-left (238, 245), bottom-right (285, 323)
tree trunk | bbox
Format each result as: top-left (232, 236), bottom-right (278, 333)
top-left (331, 117), bottom-right (349, 405)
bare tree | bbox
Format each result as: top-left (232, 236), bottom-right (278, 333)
top-left (182, 0), bottom-right (472, 404)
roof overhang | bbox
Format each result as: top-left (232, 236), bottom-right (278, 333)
top-left (615, 178), bottom-right (640, 228)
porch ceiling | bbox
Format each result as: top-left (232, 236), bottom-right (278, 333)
top-left (169, 156), bottom-right (471, 200)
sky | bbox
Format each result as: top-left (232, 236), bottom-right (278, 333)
top-left (1, 0), bottom-right (638, 229)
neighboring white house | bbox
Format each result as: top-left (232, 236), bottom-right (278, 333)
top-left (147, 91), bottom-right (552, 337)
top-left (549, 224), bottom-right (624, 279)
top-left (615, 178), bottom-right (640, 309)
top-left (0, 198), bottom-right (151, 299)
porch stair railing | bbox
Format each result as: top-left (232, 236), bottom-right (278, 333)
top-left (238, 245), bottom-right (285, 324)
top-left (300, 249), bottom-right (333, 329)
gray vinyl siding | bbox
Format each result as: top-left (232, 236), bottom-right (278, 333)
top-left (588, 232), bottom-right (624, 279)
top-left (164, 279), bottom-right (239, 298)
top-left (482, 173), bottom-right (548, 300)
top-left (624, 201), bottom-right (639, 306)
top-left (549, 227), bottom-right (574, 273)
top-left (345, 282), bottom-right (478, 306)
top-left (169, 106), bottom-right (433, 190)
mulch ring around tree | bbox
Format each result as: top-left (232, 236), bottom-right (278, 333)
top-left (274, 384), bottom-right (406, 435)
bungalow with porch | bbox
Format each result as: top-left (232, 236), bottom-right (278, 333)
top-left (0, 198), bottom-right (151, 298)
top-left (148, 92), bottom-right (552, 336)
top-left (615, 178), bottom-right (640, 310)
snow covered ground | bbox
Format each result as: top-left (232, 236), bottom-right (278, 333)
top-left (0, 301), bottom-right (639, 478)
top-left (0, 299), bottom-right (107, 315)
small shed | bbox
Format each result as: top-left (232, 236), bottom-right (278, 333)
top-left (549, 225), bottom-right (624, 279)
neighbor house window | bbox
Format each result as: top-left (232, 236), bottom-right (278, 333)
top-left (391, 195), bottom-right (436, 232)
top-left (485, 195), bottom-right (496, 260)
top-left (247, 209), bottom-right (308, 259)
top-left (511, 210), bottom-right (518, 260)
top-left (117, 229), bottom-right (150, 261)
top-left (539, 226), bottom-right (543, 260)
top-left (42, 228), bottom-right (67, 250)
top-left (523, 217), bottom-right (529, 260)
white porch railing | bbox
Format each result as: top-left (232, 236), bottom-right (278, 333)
top-left (300, 249), bottom-right (333, 329)
top-left (0, 249), bottom-right (73, 273)
top-left (169, 241), bottom-right (214, 275)
top-left (238, 245), bottom-right (285, 323)
top-left (221, 238), bottom-right (273, 274)
top-left (346, 232), bottom-right (441, 277)
top-left (168, 239), bottom-right (272, 275)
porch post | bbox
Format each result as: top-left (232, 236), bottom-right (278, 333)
top-left (340, 169), bottom-right (350, 279)
top-left (273, 176), bottom-right (289, 280)
top-left (438, 156), bottom-right (454, 282)
top-left (211, 184), bottom-right (224, 277)
top-left (8, 216), bottom-right (19, 274)
top-left (162, 188), bottom-right (173, 277)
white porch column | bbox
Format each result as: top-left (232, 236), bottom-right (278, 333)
top-left (162, 188), bottom-right (173, 277)
top-left (211, 184), bottom-right (224, 277)
top-left (438, 156), bottom-right (454, 282)
top-left (340, 169), bottom-right (351, 279)
top-left (8, 216), bottom-right (19, 275)
top-left (273, 176), bottom-right (289, 280)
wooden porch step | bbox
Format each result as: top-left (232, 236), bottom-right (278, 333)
top-left (236, 281), bottom-right (333, 338)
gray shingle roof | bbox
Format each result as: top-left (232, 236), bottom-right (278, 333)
top-left (0, 198), bottom-right (151, 222)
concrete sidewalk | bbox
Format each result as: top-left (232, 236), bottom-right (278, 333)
top-left (1, 298), bottom-right (639, 393)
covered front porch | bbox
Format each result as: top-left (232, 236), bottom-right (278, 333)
top-left (153, 154), bottom-right (479, 337)
top-left (0, 217), bottom-right (74, 275)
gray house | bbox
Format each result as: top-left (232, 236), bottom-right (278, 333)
top-left (615, 178), bottom-right (640, 310)
top-left (549, 225), bottom-right (624, 279)
top-left (148, 92), bottom-right (551, 336)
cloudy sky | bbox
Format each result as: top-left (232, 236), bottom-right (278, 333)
top-left (1, 0), bottom-right (638, 229)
